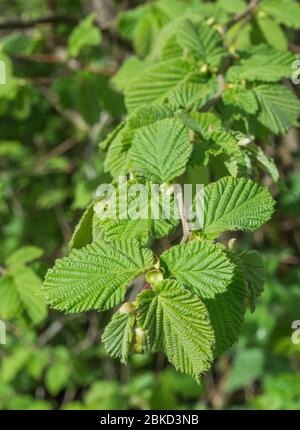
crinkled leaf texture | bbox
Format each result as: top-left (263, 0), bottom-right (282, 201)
top-left (102, 311), bottom-right (135, 364)
top-left (236, 249), bottom-right (266, 312)
top-left (94, 180), bottom-right (180, 243)
top-left (254, 84), bottom-right (300, 135)
top-left (103, 105), bottom-right (175, 177)
top-left (160, 241), bottom-right (234, 298)
top-left (227, 47), bottom-right (295, 82)
top-left (0, 267), bottom-right (47, 325)
top-left (42, 240), bottom-right (153, 312)
top-left (137, 280), bottom-right (215, 382)
top-left (222, 86), bottom-right (258, 115)
top-left (125, 58), bottom-right (196, 112)
top-left (204, 257), bottom-right (246, 357)
top-left (130, 117), bottom-right (192, 183)
top-left (196, 176), bottom-right (275, 237)
top-left (177, 19), bottom-right (226, 66)
top-left (69, 202), bottom-right (94, 249)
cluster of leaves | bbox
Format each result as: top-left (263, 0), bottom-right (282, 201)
top-left (38, 0), bottom-right (300, 382)
top-left (0, 246), bottom-right (46, 324)
top-left (0, 0), bottom-right (299, 409)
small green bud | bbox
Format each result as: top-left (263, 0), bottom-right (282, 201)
top-left (131, 327), bottom-right (146, 354)
top-left (119, 302), bottom-right (136, 314)
top-left (206, 17), bottom-right (215, 26)
top-left (135, 327), bottom-right (145, 345)
top-left (209, 65), bottom-right (218, 74)
top-left (257, 11), bottom-right (267, 19)
top-left (200, 63), bottom-right (208, 75)
top-left (145, 269), bottom-right (164, 287)
top-left (228, 238), bottom-right (237, 251)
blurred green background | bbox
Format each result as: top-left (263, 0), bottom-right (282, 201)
top-left (0, 0), bottom-right (300, 410)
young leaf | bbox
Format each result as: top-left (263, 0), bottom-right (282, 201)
top-left (197, 176), bottom-right (275, 237)
top-left (102, 312), bottom-right (135, 364)
top-left (43, 240), bottom-right (153, 313)
top-left (177, 111), bottom-right (222, 139)
top-left (160, 241), bottom-right (234, 298)
top-left (111, 56), bottom-right (151, 92)
top-left (222, 86), bottom-right (258, 115)
top-left (0, 267), bottom-right (47, 325)
top-left (94, 180), bottom-right (179, 243)
top-left (169, 77), bottom-right (217, 111)
top-left (130, 118), bottom-right (192, 183)
top-left (104, 105), bottom-right (175, 177)
top-left (227, 48), bottom-right (295, 83)
top-left (69, 202), bottom-right (94, 249)
top-left (260, 0), bottom-right (300, 30)
top-left (255, 17), bottom-right (287, 51)
top-left (125, 58), bottom-right (193, 112)
top-left (137, 280), bottom-right (215, 381)
top-left (254, 84), bottom-right (300, 134)
top-left (236, 249), bottom-right (266, 311)
top-left (6, 246), bottom-right (43, 267)
top-left (177, 19), bottom-right (226, 66)
top-left (246, 143), bottom-right (280, 184)
top-left (68, 13), bottom-right (102, 57)
top-left (204, 260), bottom-right (246, 357)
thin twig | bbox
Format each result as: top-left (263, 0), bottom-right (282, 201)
top-left (224, 0), bottom-right (260, 31)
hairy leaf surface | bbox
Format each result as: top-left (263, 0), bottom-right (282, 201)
top-left (43, 240), bottom-right (153, 312)
top-left (137, 280), bottom-right (215, 381)
top-left (102, 312), bottom-right (135, 364)
top-left (197, 176), bottom-right (275, 237)
top-left (130, 118), bottom-right (192, 183)
top-left (161, 241), bottom-right (234, 298)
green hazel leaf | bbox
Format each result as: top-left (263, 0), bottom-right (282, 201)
top-left (103, 122), bottom-right (131, 177)
top-left (254, 84), bottom-right (300, 135)
top-left (94, 179), bottom-right (179, 243)
top-left (0, 275), bottom-right (22, 320)
top-left (111, 56), bottom-right (151, 92)
top-left (6, 246), bottom-right (43, 267)
top-left (42, 240), bottom-right (153, 313)
top-left (177, 19), bottom-right (226, 67)
top-left (104, 105), bottom-right (175, 177)
top-left (161, 34), bottom-right (183, 61)
top-left (160, 241), bottom-right (234, 298)
top-left (102, 311), bottom-right (135, 364)
top-left (255, 17), bottom-right (287, 51)
top-left (100, 121), bottom-right (126, 151)
top-left (134, 14), bottom-right (156, 57)
top-left (227, 47), bottom-right (295, 82)
top-left (124, 58), bottom-right (194, 112)
top-left (92, 213), bottom-right (106, 243)
top-left (246, 143), bottom-right (280, 184)
top-left (222, 86), bottom-right (258, 115)
top-left (168, 76), bottom-right (218, 111)
top-left (178, 111), bottom-right (248, 174)
top-left (130, 117), bottom-right (192, 183)
top-left (45, 363), bottom-right (71, 396)
top-left (204, 257), bottom-right (246, 357)
top-left (208, 128), bottom-right (248, 174)
top-left (236, 249), bottom-right (266, 312)
top-left (197, 176), bottom-right (275, 237)
top-left (260, 0), bottom-right (300, 30)
top-left (117, 4), bottom-right (146, 41)
top-left (131, 1), bottom-right (187, 57)
top-left (68, 13), bottom-right (102, 57)
top-left (177, 111), bottom-right (222, 139)
top-left (0, 267), bottom-right (47, 325)
top-left (69, 202), bottom-right (94, 250)
top-left (137, 280), bottom-right (215, 382)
